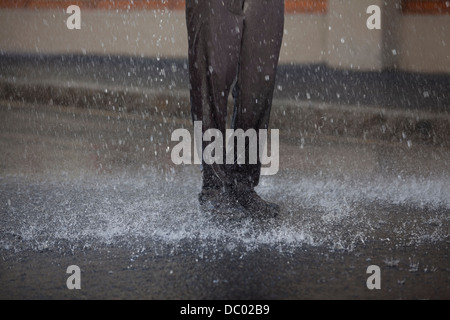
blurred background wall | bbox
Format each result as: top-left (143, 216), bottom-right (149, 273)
top-left (0, 0), bottom-right (449, 73)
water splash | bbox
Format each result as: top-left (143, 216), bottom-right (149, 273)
top-left (0, 171), bottom-right (448, 256)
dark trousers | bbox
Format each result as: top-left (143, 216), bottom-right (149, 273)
top-left (186, 0), bottom-right (284, 190)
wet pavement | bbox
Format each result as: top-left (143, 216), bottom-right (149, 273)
top-left (0, 55), bottom-right (449, 299)
top-left (1, 54), bottom-right (449, 111)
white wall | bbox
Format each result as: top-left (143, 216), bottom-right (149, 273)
top-left (281, 14), bottom-right (326, 64)
top-left (398, 15), bottom-right (450, 73)
top-left (0, 9), bottom-right (188, 58)
top-left (0, 8), bottom-right (449, 73)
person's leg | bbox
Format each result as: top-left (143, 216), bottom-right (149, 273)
top-left (230, 0), bottom-right (284, 188)
top-left (186, 0), bottom-right (245, 190)
top-left (228, 0), bottom-right (284, 216)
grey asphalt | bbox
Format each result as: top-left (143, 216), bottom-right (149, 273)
top-left (0, 54), bottom-right (449, 299)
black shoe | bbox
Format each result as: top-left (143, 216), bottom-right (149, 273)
top-left (199, 188), bottom-right (248, 218)
top-left (233, 189), bottom-right (280, 218)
